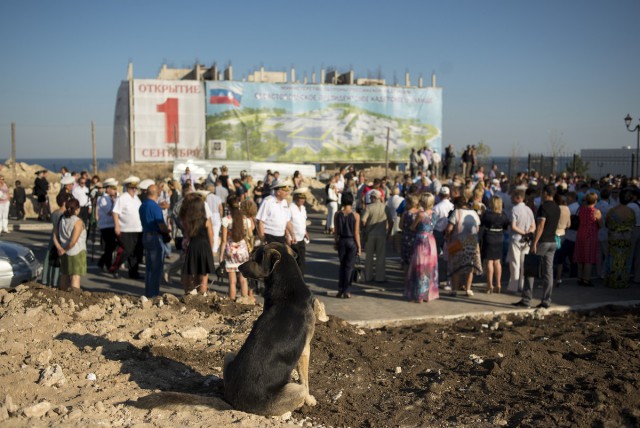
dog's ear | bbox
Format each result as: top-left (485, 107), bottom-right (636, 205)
top-left (238, 246), bottom-right (281, 279)
top-left (260, 247), bottom-right (281, 277)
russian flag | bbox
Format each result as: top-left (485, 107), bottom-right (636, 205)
top-left (209, 89), bottom-right (242, 107)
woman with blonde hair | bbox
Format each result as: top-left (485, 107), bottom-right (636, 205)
top-left (405, 193), bottom-right (439, 303)
top-left (480, 195), bottom-right (509, 293)
top-left (446, 196), bottom-right (482, 296)
top-left (400, 194), bottom-right (420, 274)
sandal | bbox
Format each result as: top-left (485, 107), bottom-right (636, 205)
top-left (496, 286), bottom-right (501, 294)
top-left (466, 290), bottom-right (474, 297)
top-left (486, 286), bottom-right (493, 294)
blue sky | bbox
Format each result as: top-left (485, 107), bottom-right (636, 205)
top-left (1, 0), bottom-right (639, 160)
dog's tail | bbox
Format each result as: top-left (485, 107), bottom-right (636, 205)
top-left (128, 392), bottom-right (232, 412)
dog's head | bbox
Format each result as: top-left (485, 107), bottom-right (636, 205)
top-left (238, 242), bottom-right (297, 280)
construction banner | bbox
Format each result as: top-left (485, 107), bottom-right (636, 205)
top-left (205, 82), bottom-right (442, 162)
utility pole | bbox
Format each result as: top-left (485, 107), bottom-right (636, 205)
top-left (92, 121), bottom-right (97, 175)
top-left (11, 122), bottom-right (16, 180)
top-left (385, 127), bottom-right (390, 177)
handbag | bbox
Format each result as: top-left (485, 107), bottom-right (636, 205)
top-left (554, 235), bottom-right (562, 250)
top-left (524, 253), bottom-right (543, 279)
top-left (351, 256), bottom-right (364, 283)
top-left (447, 210), bottom-right (464, 256)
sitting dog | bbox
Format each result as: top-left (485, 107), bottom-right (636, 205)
top-left (223, 242), bottom-right (317, 416)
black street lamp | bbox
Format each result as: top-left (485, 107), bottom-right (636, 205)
top-left (625, 114), bottom-right (640, 178)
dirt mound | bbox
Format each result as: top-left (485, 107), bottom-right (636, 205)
top-left (1, 284), bottom-right (639, 427)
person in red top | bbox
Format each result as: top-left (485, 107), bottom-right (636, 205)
top-left (573, 192), bottom-right (603, 286)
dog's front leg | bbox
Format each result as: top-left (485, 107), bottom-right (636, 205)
top-left (297, 342), bottom-right (316, 406)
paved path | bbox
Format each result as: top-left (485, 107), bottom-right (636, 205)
top-left (5, 216), bottom-right (640, 328)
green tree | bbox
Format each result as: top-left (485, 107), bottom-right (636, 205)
top-left (566, 155), bottom-right (590, 176)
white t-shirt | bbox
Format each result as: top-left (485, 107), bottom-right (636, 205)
top-left (206, 193), bottom-right (222, 226)
top-left (433, 198), bottom-right (454, 232)
top-left (256, 195), bottom-right (291, 237)
top-left (290, 203), bottom-right (307, 241)
top-left (112, 192), bottom-right (142, 233)
top-left (72, 185), bottom-right (90, 208)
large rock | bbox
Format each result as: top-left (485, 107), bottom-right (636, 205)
top-left (22, 401), bottom-right (51, 418)
top-left (180, 327), bottom-right (209, 341)
top-left (38, 365), bottom-right (66, 387)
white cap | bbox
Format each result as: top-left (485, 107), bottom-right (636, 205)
top-left (123, 176), bottom-right (140, 185)
top-left (292, 187), bottom-right (309, 196)
top-left (103, 178), bottom-right (118, 187)
top-left (139, 179), bottom-right (155, 190)
top-left (60, 176), bottom-right (75, 186)
top-left (271, 179), bottom-right (293, 189)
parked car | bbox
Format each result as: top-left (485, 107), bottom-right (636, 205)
top-left (0, 241), bottom-right (42, 288)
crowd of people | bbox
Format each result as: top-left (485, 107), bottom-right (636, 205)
top-left (325, 161), bottom-right (640, 307)
top-left (2, 158), bottom-right (639, 310)
top-left (23, 165), bottom-right (310, 303)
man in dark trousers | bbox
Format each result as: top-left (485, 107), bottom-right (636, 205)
top-left (513, 184), bottom-right (561, 309)
top-left (33, 169), bottom-right (50, 221)
top-left (11, 180), bottom-right (26, 220)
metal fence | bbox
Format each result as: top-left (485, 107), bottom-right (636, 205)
top-left (526, 153), bottom-right (635, 178)
top-left (470, 153), bottom-right (635, 179)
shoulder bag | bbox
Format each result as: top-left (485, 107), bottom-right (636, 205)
top-left (447, 210), bottom-right (464, 256)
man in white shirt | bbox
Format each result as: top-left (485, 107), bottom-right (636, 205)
top-left (433, 186), bottom-right (454, 255)
top-left (431, 149), bottom-right (442, 177)
top-left (256, 179), bottom-right (295, 245)
top-left (507, 189), bottom-right (536, 293)
top-left (290, 188), bottom-right (310, 274)
top-left (205, 189), bottom-right (224, 254)
top-left (96, 178), bottom-right (118, 273)
top-left (112, 176), bottom-right (143, 279)
top-left (72, 176), bottom-right (91, 230)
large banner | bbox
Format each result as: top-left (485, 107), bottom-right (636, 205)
top-left (132, 79), bottom-right (205, 162)
top-left (205, 82), bottom-right (442, 162)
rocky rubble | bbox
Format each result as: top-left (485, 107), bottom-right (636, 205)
top-left (1, 284), bottom-right (639, 427)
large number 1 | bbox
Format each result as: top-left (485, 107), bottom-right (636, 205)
top-left (157, 98), bottom-right (179, 143)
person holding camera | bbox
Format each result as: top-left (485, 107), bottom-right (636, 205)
top-left (506, 189), bottom-right (536, 294)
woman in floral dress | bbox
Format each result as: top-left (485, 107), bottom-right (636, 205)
top-left (400, 194), bottom-right (420, 273)
top-left (405, 193), bottom-right (439, 303)
top-left (219, 194), bottom-right (253, 301)
top-left (605, 188), bottom-right (635, 288)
